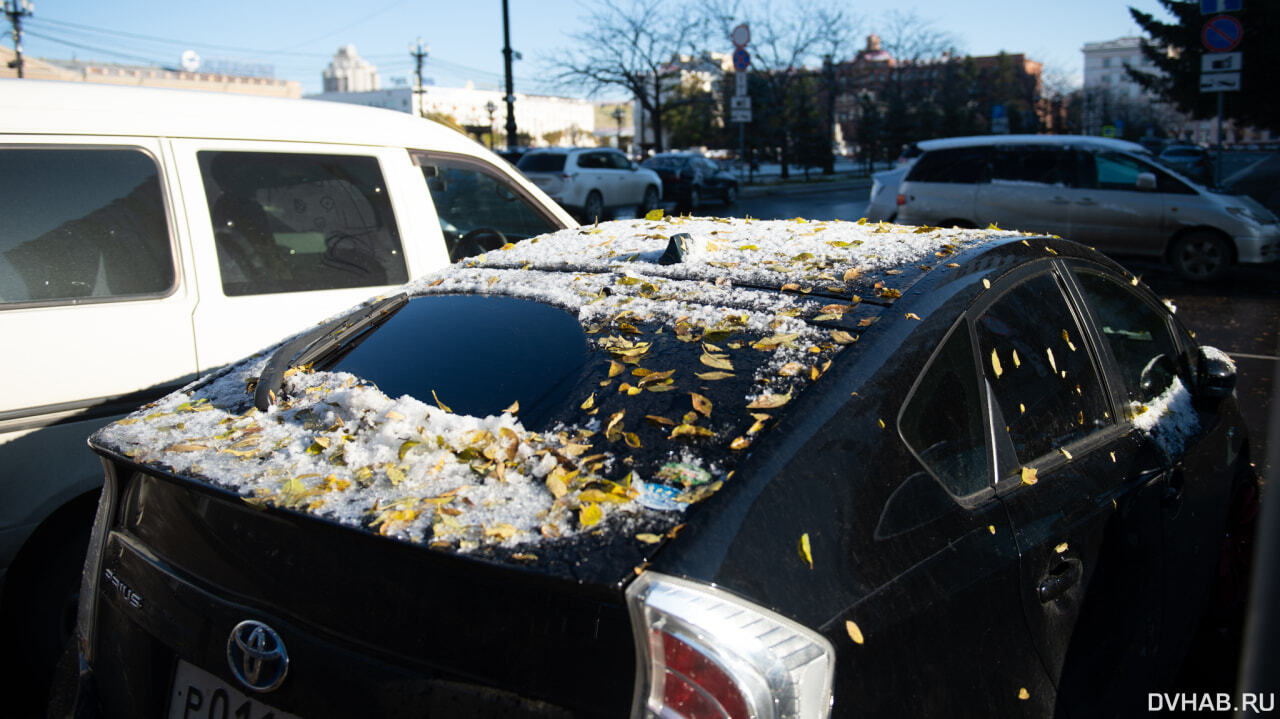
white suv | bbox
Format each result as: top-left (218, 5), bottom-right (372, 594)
top-left (517, 147), bottom-right (662, 222)
top-left (0, 79), bottom-right (574, 703)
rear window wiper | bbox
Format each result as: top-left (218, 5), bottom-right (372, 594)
top-left (254, 293), bottom-right (409, 411)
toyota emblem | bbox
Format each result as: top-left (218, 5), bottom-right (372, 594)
top-left (226, 620), bottom-right (289, 692)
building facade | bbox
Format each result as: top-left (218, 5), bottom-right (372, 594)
top-left (0, 47), bottom-right (301, 97)
top-left (322, 45), bottom-right (379, 93)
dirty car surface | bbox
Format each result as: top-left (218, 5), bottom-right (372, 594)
top-left (66, 215), bottom-right (1253, 718)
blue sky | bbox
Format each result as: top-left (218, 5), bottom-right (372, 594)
top-left (12, 0), bottom-right (1174, 98)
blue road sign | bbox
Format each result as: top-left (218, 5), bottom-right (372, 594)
top-left (1200, 0), bottom-right (1242, 14)
top-left (1202, 15), bottom-right (1243, 52)
top-left (732, 48), bottom-right (751, 72)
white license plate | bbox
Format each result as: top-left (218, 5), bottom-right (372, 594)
top-left (168, 660), bottom-right (300, 719)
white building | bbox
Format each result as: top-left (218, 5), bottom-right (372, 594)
top-left (310, 83), bottom-right (596, 148)
top-left (636, 51), bottom-right (733, 153)
top-left (1082, 37), bottom-right (1153, 103)
top-left (322, 45), bottom-right (380, 93)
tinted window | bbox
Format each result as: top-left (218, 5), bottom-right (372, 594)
top-left (976, 272), bottom-right (1111, 465)
top-left (991, 147), bottom-right (1069, 186)
top-left (198, 151), bottom-right (407, 297)
top-left (900, 322), bottom-right (990, 496)
top-left (1074, 271), bottom-right (1183, 405)
top-left (604, 152), bottom-right (631, 170)
top-left (516, 154), bottom-right (566, 173)
top-left (0, 148), bottom-right (174, 306)
top-left (416, 154), bottom-right (560, 262)
top-left (576, 153), bottom-right (606, 170)
top-left (1092, 152), bottom-right (1147, 190)
top-left (907, 147), bottom-right (988, 183)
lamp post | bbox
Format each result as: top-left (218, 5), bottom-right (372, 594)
top-left (501, 0), bottom-right (518, 153)
top-left (485, 100), bottom-right (497, 150)
top-left (4, 0), bottom-right (33, 79)
top-left (611, 106), bottom-right (625, 151)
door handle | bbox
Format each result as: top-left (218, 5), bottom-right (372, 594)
top-left (1038, 557), bottom-right (1083, 604)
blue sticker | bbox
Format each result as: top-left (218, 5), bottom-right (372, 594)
top-left (635, 480), bottom-right (687, 512)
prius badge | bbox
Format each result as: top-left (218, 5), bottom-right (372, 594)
top-left (226, 620), bottom-right (289, 692)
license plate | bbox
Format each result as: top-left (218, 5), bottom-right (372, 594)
top-left (168, 660), bottom-right (300, 719)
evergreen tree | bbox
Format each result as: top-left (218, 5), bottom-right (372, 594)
top-left (1128, 0), bottom-right (1279, 133)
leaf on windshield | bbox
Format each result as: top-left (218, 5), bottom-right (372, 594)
top-left (1062, 329), bottom-right (1077, 352)
top-left (166, 443), bottom-right (208, 453)
top-left (991, 349), bottom-right (1003, 378)
top-left (691, 392), bottom-right (713, 417)
top-left (645, 414), bottom-right (675, 427)
top-left (700, 353), bottom-right (734, 370)
top-left (1012, 350), bottom-right (1021, 368)
top-left (503, 400), bottom-right (519, 415)
top-left (484, 523), bottom-right (518, 541)
top-left (845, 620), bottom-right (865, 645)
top-left (580, 393), bottom-right (596, 411)
top-left (752, 333), bottom-right (799, 350)
top-left (609, 361), bottom-right (625, 378)
top-left (605, 410), bottom-right (626, 441)
top-left (799, 533), bottom-right (814, 569)
top-left (1018, 688), bottom-right (1030, 701)
top-left (730, 436), bottom-right (751, 450)
top-left (636, 533), bottom-right (662, 544)
top-left (747, 391), bottom-right (791, 409)
top-left (670, 424), bottom-right (714, 439)
top-left (831, 330), bottom-right (856, 344)
top-left (695, 371), bottom-right (735, 380)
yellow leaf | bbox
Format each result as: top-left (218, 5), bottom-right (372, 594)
top-left (983, 278), bottom-right (991, 289)
top-left (1055, 542), bottom-right (1069, 554)
top-left (695, 371), bottom-right (735, 380)
top-left (690, 392), bottom-right (712, 417)
top-left (670, 424), bottom-right (715, 439)
top-left (165, 442), bottom-right (208, 453)
top-left (746, 391), bottom-right (791, 409)
top-left (546, 475), bottom-right (568, 499)
top-left (842, 267), bottom-right (861, 282)
top-left (645, 208), bottom-right (665, 221)
top-left (905, 312), bottom-right (921, 320)
top-left (1012, 350), bottom-right (1021, 368)
top-left (730, 436), bottom-right (751, 450)
top-left (431, 390), bottom-right (452, 413)
top-left (636, 533), bottom-right (663, 544)
top-left (798, 533), bottom-right (814, 569)
top-left (385, 410), bottom-right (406, 421)
top-left (845, 620), bottom-right (865, 645)
top-left (580, 393), bottom-right (596, 410)
top-left (503, 400), bottom-right (520, 414)
top-left (609, 360), bottom-right (625, 378)
top-left (700, 353), bottom-right (735, 370)
top-left (779, 362), bottom-right (805, 376)
top-left (752, 333), bottom-right (799, 350)
top-left (579, 502), bottom-right (602, 527)
top-left (988, 525), bottom-right (996, 534)
top-left (623, 432), bottom-right (642, 448)
top-left (831, 330), bottom-right (856, 344)
top-left (1046, 347), bottom-right (1057, 373)
top-left (878, 418), bottom-right (886, 429)
top-left (645, 414), bottom-right (676, 426)
top-left (398, 439), bottom-right (420, 460)
top-left (991, 349), bottom-right (1003, 378)
top-left (1021, 467), bottom-right (1038, 486)
top-left (484, 523), bottom-right (519, 540)
top-left (1018, 688), bottom-right (1030, 701)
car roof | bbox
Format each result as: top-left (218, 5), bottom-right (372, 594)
top-left (918, 134), bottom-right (1150, 155)
top-left (0, 79), bottom-right (482, 154)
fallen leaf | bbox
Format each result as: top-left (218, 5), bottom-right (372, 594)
top-left (831, 330), bottom-right (856, 344)
top-left (1055, 542), bottom-right (1069, 554)
top-left (690, 392), bottom-right (713, 417)
top-left (730, 436), bottom-right (751, 450)
top-left (645, 414), bottom-right (676, 426)
top-left (991, 349), bottom-right (1003, 378)
top-left (579, 502), bottom-right (602, 527)
top-left (746, 391), bottom-right (791, 409)
top-left (798, 533), bottom-right (814, 569)
top-left (431, 390), bottom-right (452, 413)
top-left (1021, 467), bottom-right (1038, 486)
top-left (845, 620), bottom-right (865, 645)
top-left (580, 393), bottom-right (596, 410)
top-left (700, 353), bottom-right (734, 370)
top-left (609, 360), bottom-right (625, 378)
top-left (385, 410), bottom-right (406, 421)
top-left (1018, 688), bottom-right (1030, 701)
top-left (503, 400), bottom-right (520, 415)
top-left (636, 533), bottom-right (663, 544)
top-left (695, 371), bottom-right (735, 380)
top-left (165, 443), bottom-right (208, 453)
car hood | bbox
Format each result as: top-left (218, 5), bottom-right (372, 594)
top-left (91, 215), bottom-right (1023, 583)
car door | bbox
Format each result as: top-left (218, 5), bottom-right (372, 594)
top-left (1061, 150), bottom-right (1172, 257)
top-left (975, 266), bottom-right (1169, 715)
top-left (976, 145), bottom-right (1073, 237)
top-left (604, 150), bottom-right (641, 204)
top-left (575, 151), bottom-right (613, 206)
top-left (1067, 265), bottom-right (1236, 675)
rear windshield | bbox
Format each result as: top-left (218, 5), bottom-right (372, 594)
top-left (517, 154), bottom-right (567, 173)
top-left (642, 156), bottom-right (690, 170)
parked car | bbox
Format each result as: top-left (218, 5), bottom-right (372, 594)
top-left (865, 165), bottom-right (912, 222)
top-left (896, 134), bottom-right (1279, 281)
top-left (516, 147), bottom-right (663, 222)
top-left (61, 217), bottom-right (1253, 718)
top-left (0, 79), bottom-right (573, 708)
top-left (641, 152), bottom-right (739, 210)
top-left (1158, 144), bottom-right (1213, 185)
top-left (1221, 152), bottom-right (1280, 217)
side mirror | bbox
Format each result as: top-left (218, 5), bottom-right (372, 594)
top-left (630, 161), bottom-right (639, 171)
top-left (1195, 346), bottom-right (1236, 401)
top-left (1136, 172), bottom-right (1157, 190)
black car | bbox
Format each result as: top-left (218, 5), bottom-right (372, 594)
top-left (641, 153), bottom-right (738, 210)
top-left (61, 218), bottom-right (1253, 718)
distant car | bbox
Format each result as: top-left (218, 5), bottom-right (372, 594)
top-left (1222, 152), bottom-right (1280, 217)
top-left (64, 217), bottom-right (1254, 719)
top-left (1158, 144), bottom-right (1213, 184)
top-left (517, 147), bottom-right (662, 222)
top-left (896, 134), bottom-right (1279, 281)
top-left (641, 152), bottom-right (739, 210)
top-left (866, 165), bottom-right (911, 221)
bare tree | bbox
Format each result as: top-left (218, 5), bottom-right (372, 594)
top-left (552, 0), bottom-right (704, 153)
top-left (703, 0), bottom-right (858, 178)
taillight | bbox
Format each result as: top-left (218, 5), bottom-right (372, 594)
top-left (627, 572), bottom-right (834, 719)
top-left (896, 193), bottom-right (907, 206)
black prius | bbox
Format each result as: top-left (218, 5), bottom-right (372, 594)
top-left (57, 217), bottom-right (1255, 719)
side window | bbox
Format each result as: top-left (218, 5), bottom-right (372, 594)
top-left (906, 147), bottom-right (988, 184)
top-left (900, 322), bottom-right (991, 497)
top-left (991, 147), bottom-right (1069, 186)
top-left (0, 148), bottom-right (174, 306)
top-left (976, 272), bottom-right (1112, 466)
top-left (197, 151), bottom-right (408, 297)
top-left (577, 153), bottom-right (603, 170)
top-left (1074, 270), bottom-right (1185, 409)
top-left (415, 153), bottom-right (561, 262)
top-left (606, 152), bottom-right (631, 170)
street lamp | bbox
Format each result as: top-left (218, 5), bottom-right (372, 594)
top-left (611, 106), bottom-right (625, 151)
top-left (485, 100), bottom-right (497, 150)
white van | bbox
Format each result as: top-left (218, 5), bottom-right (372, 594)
top-left (0, 79), bottom-right (575, 691)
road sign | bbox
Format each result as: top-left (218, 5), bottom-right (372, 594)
top-left (730, 108), bottom-right (752, 123)
top-left (735, 72), bottom-right (748, 96)
top-left (732, 48), bottom-right (751, 72)
top-left (1200, 0), bottom-right (1242, 13)
top-left (1201, 51), bottom-right (1242, 72)
top-left (1200, 71), bottom-right (1241, 92)
top-left (731, 23), bottom-right (750, 48)
top-left (730, 96), bottom-right (751, 111)
top-left (1202, 15), bottom-right (1243, 52)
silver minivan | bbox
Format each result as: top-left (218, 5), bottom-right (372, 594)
top-left (896, 135), bottom-right (1279, 280)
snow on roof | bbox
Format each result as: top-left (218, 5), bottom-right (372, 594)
top-left (93, 216), bottom-right (1021, 558)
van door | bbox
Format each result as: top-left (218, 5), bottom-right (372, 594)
top-left (169, 140), bottom-right (431, 373)
top-left (978, 145), bottom-right (1073, 237)
top-left (1062, 151), bottom-right (1171, 257)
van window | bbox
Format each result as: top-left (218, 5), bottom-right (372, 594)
top-left (1084, 152), bottom-right (1195, 195)
top-left (415, 153), bottom-right (561, 262)
top-left (198, 152), bottom-right (408, 297)
top-left (0, 148), bottom-right (175, 306)
top-left (516, 154), bottom-right (566, 173)
top-left (906, 147), bottom-right (988, 184)
top-left (991, 147), bottom-right (1070, 186)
